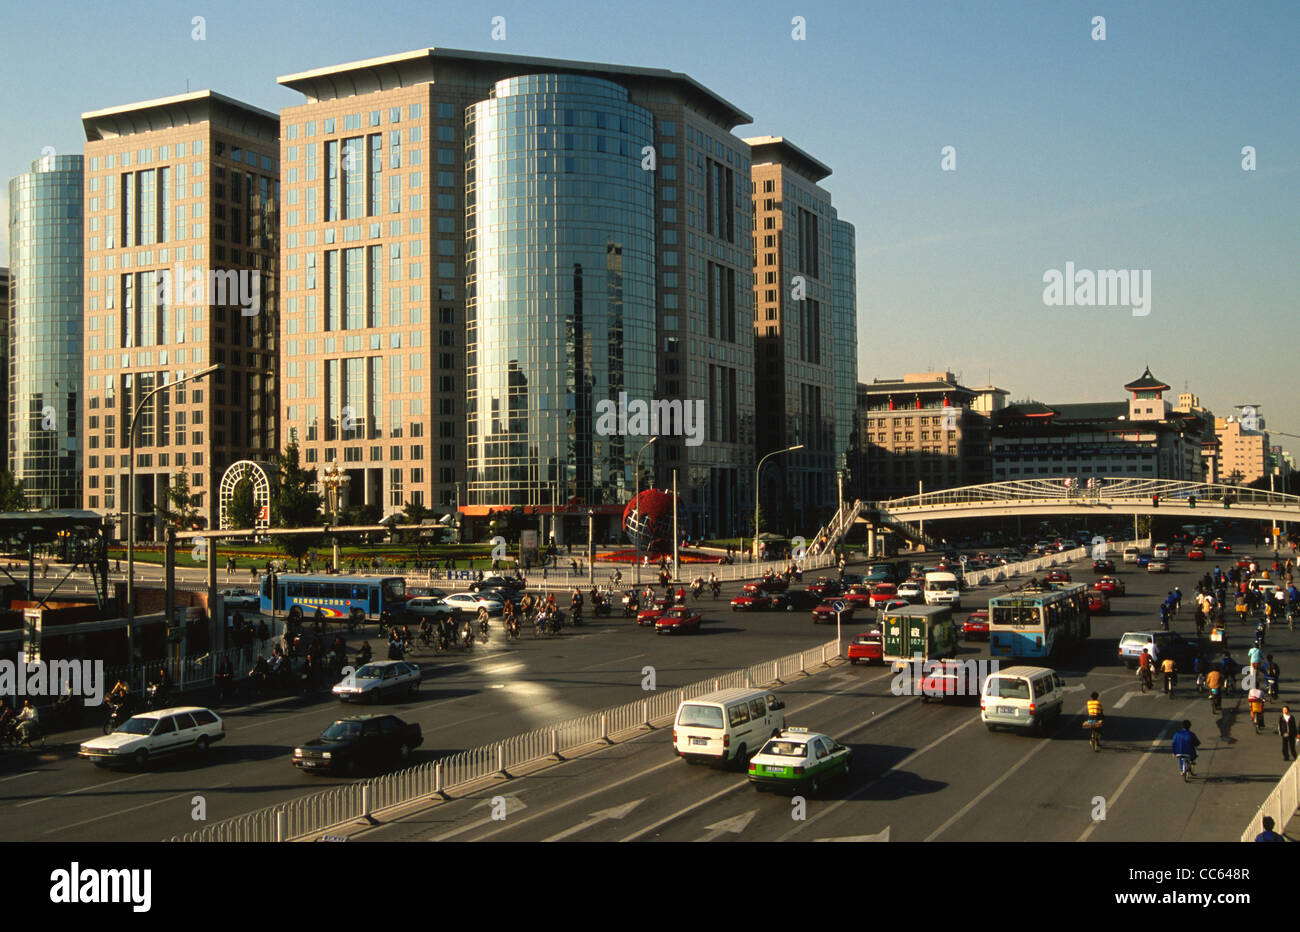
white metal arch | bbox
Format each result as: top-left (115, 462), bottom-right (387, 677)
top-left (219, 460), bottom-right (273, 531)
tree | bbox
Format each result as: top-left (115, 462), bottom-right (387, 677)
top-left (227, 478), bottom-right (257, 530)
top-left (156, 470), bottom-right (198, 529)
top-left (401, 499), bottom-right (430, 556)
top-left (270, 441), bottom-right (323, 561)
top-left (0, 471), bottom-right (29, 512)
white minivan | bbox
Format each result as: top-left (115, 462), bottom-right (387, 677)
top-left (1122, 546), bottom-right (1141, 564)
top-left (1152, 543), bottom-right (1170, 560)
top-left (981, 666), bottom-right (1067, 735)
top-left (673, 688), bottom-right (786, 768)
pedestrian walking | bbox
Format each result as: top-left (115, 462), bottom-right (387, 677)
top-left (1281, 705), bottom-right (1298, 762)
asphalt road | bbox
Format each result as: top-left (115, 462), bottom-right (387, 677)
top-left (0, 568), bottom-right (872, 841)
top-left (343, 537), bottom-right (1297, 842)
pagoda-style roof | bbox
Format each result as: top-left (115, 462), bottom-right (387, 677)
top-left (1123, 366), bottom-right (1170, 392)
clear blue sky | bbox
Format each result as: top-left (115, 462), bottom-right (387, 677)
top-left (3, 0), bottom-right (1296, 436)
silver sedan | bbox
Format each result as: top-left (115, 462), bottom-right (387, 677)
top-left (332, 661), bottom-right (422, 704)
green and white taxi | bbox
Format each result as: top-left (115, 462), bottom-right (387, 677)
top-left (747, 727), bottom-right (852, 794)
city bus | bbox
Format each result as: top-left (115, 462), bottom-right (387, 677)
top-left (259, 574), bottom-right (408, 630)
top-left (988, 582), bottom-right (1089, 660)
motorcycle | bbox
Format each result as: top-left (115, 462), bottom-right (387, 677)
top-left (1266, 672), bottom-right (1280, 700)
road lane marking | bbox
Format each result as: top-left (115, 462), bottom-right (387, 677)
top-left (15, 771), bottom-right (150, 807)
top-left (815, 827), bottom-right (890, 842)
top-left (619, 779), bottom-right (749, 842)
top-left (44, 783), bottom-right (232, 835)
top-left (696, 809), bottom-right (756, 842)
top-left (776, 716), bottom-right (977, 841)
top-left (543, 798), bottom-right (646, 842)
top-left (1114, 689), bottom-right (1150, 709)
top-left (923, 731), bottom-right (1055, 840)
top-left (431, 757), bottom-right (678, 841)
top-left (0, 771), bottom-right (39, 784)
top-left (1077, 705), bottom-right (1194, 842)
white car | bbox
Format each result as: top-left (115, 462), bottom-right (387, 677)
top-left (78, 706), bottom-right (225, 768)
top-left (896, 581), bottom-right (924, 603)
top-left (402, 596), bottom-right (456, 621)
top-left (443, 592), bottom-right (505, 615)
top-left (332, 661), bottom-right (423, 704)
top-left (220, 588), bottom-right (260, 612)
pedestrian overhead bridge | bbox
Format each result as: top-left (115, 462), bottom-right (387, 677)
top-left (808, 479), bottom-right (1297, 557)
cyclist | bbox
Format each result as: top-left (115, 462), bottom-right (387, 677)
top-left (1205, 665), bottom-right (1223, 709)
top-left (1137, 648), bottom-right (1154, 689)
top-left (1171, 720), bottom-right (1201, 773)
top-left (1160, 656), bottom-right (1178, 694)
top-left (1265, 654), bottom-right (1281, 699)
top-left (1085, 692), bottom-right (1104, 741)
top-left (1249, 683), bottom-right (1266, 730)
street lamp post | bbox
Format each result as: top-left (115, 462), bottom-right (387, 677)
top-left (587, 509), bottom-right (595, 586)
top-left (126, 363), bottom-right (220, 687)
top-left (322, 463), bottom-right (345, 571)
top-left (753, 445), bottom-right (804, 564)
top-left (633, 437), bottom-right (657, 586)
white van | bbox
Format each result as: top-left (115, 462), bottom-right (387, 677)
top-left (981, 665), bottom-right (1067, 735)
top-left (673, 688), bottom-right (786, 767)
top-left (1152, 543), bottom-right (1170, 560)
top-left (923, 571), bottom-right (961, 608)
top-left (1122, 546), bottom-right (1141, 564)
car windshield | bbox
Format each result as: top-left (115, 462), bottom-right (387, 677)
top-left (678, 704), bottom-right (725, 729)
top-left (321, 721), bottom-right (364, 739)
top-left (119, 717), bottom-right (158, 736)
top-left (987, 678), bottom-right (1030, 700)
top-left (760, 740), bottom-right (806, 757)
top-left (354, 665), bottom-right (385, 679)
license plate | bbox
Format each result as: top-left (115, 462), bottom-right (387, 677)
top-left (765, 765), bottom-right (787, 774)
top-left (998, 706), bottom-right (1016, 715)
top-left (302, 761), bottom-right (323, 767)
top-left (691, 737), bottom-right (708, 746)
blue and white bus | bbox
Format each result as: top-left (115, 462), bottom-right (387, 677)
top-left (988, 582), bottom-right (1089, 660)
top-left (259, 574), bottom-right (408, 630)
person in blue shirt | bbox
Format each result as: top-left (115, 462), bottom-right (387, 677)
top-left (1254, 815), bottom-right (1285, 842)
top-left (1172, 720), bottom-right (1201, 763)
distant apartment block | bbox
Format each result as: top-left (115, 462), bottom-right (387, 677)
top-left (1215, 415), bottom-right (1269, 486)
top-left (8, 155), bottom-right (84, 508)
top-left (81, 91), bottom-right (279, 536)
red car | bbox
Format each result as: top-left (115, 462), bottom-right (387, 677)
top-left (847, 630), bottom-right (884, 664)
top-left (1187, 548), bottom-right (1205, 561)
top-left (1087, 590), bottom-right (1110, 614)
top-left (655, 606), bottom-right (702, 635)
top-left (1094, 575), bottom-right (1126, 596)
top-left (843, 585), bottom-right (874, 607)
top-left (917, 659), bottom-right (977, 703)
top-left (806, 577), bottom-right (840, 598)
top-left (730, 585), bottom-right (772, 611)
top-left (868, 583), bottom-right (899, 608)
top-left (812, 599), bottom-right (855, 624)
top-left (1193, 536), bottom-right (1207, 547)
top-left (757, 573), bottom-right (789, 592)
top-left (1236, 556), bottom-right (1254, 570)
top-left (1045, 569), bottom-right (1072, 583)
top-left (962, 609), bottom-right (989, 640)
top-left (637, 597), bottom-right (671, 626)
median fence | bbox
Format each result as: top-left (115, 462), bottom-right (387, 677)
top-left (168, 636), bottom-right (843, 842)
top-left (101, 643), bottom-right (266, 698)
top-left (962, 539), bottom-right (1149, 589)
top-left (1239, 758), bottom-right (1300, 842)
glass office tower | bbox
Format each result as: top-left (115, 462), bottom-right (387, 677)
top-left (8, 154), bottom-right (84, 508)
top-left (465, 75), bottom-right (656, 509)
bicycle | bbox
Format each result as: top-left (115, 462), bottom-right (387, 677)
top-left (1164, 673), bottom-right (1176, 700)
top-left (1137, 667), bottom-right (1152, 693)
top-left (1084, 719), bottom-right (1102, 752)
top-left (1176, 753), bottom-right (1195, 782)
top-left (1, 723), bottom-right (45, 750)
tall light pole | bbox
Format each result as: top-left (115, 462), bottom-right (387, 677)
top-left (126, 363), bottom-right (220, 686)
top-left (587, 508), bottom-right (595, 586)
top-left (633, 436), bottom-right (657, 586)
top-left (754, 445), bottom-right (803, 563)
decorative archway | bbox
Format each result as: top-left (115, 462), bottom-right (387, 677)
top-left (219, 460), bottom-right (273, 531)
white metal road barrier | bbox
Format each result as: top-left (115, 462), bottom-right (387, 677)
top-left (1240, 758), bottom-right (1300, 842)
top-left (169, 636), bottom-right (842, 842)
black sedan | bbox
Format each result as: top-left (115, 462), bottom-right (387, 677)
top-left (293, 715), bottom-right (423, 775)
top-left (470, 576), bottom-right (526, 593)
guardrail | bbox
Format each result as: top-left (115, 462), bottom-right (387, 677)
top-left (1240, 758), bottom-right (1300, 841)
top-left (962, 539), bottom-right (1149, 588)
top-left (169, 636), bottom-right (843, 842)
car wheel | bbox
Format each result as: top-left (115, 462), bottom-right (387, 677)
top-left (986, 723), bottom-right (997, 733)
top-left (132, 749), bottom-right (149, 768)
top-left (807, 775), bottom-right (821, 796)
top-left (732, 744), bottom-right (747, 771)
top-left (408, 680), bottom-right (419, 696)
top-left (343, 756), bottom-right (357, 775)
top-left (371, 688), bottom-right (383, 705)
top-left (849, 658), bottom-right (859, 665)
top-left (195, 736), bottom-right (209, 754)
top-left (398, 743), bottom-right (411, 762)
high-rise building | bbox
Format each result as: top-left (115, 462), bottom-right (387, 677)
top-left (830, 210), bottom-right (858, 485)
top-left (277, 48), bottom-right (760, 539)
top-left (747, 136), bottom-right (842, 527)
top-left (1215, 415), bottom-right (1269, 486)
top-left (8, 154), bottom-right (85, 508)
top-left (81, 91), bottom-right (280, 536)
top-left (0, 266), bottom-right (9, 473)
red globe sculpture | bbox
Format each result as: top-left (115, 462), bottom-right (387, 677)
top-left (623, 488), bottom-right (676, 555)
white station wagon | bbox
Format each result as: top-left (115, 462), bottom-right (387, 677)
top-left (78, 706), bottom-right (225, 767)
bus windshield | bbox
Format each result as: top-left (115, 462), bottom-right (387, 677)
top-left (992, 604), bottom-right (1041, 627)
top-left (382, 578), bottom-right (405, 601)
